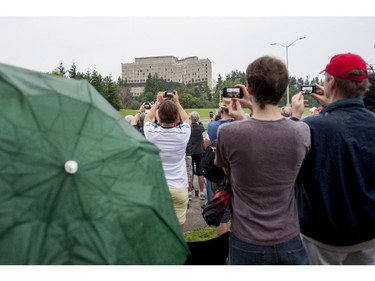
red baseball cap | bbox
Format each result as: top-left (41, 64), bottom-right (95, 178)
top-left (320, 53), bottom-right (368, 82)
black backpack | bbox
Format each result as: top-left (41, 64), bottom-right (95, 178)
top-left (199, 142), bottom-right (225, 183)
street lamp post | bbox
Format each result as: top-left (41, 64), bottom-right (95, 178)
top-left (271, 37), bottom-right (306, 106)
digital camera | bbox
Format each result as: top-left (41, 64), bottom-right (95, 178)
top-left (164, 91), bottom-right (175, 99)
top-left (222, 87), bottom-right (244, 98)
top-left (144, 102), bottom-right (151, 110)
top-left (300, 85), bottom-right (317, 94)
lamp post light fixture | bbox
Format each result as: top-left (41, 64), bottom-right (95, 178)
top-left (271, 37), bottom-right (306, 106)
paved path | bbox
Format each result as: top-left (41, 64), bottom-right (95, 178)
top-left (183, 177), bottom-right (210, 233)
top-left (184, 194), bottom-right (209, 232)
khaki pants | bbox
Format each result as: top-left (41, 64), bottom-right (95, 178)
top-left (169, 187), bottom-right (188, 225)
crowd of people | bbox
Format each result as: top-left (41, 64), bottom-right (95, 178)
top-left (126, 52), bottom-right (374, 265)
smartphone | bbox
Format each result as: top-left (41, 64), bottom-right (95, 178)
top-left (209, 112), bottom-right (214, 118)
top-left (222, 87), bottom-right (244, 98)
top-left (300, 85), bottom-right (316, 94)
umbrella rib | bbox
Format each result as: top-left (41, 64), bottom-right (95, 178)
top-left (0, 170), bottom-right (63, 241)
top-left (0, 75), bottom-right (25, 97)
top-left (70, 98), bottom-right (93, 159)
top-left (72, 178), bottom-right (110, 264)
top-left (37, 174), bottom-right (71, 264)
top-left (0, 77), bottom-right (42, 130)
top-left (21, 93), bottom-right (44, 132)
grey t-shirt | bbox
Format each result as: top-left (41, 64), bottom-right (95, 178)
top-left (215, 118), bottom-right (310, 246)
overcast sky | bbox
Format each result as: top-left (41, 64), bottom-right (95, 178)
top-left (1, 2), bottom-right (375, 87)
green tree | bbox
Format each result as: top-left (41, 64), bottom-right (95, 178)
top-left (118, 85), bottom-right (134, 108)
top-left (102, 76), bottom-right (122, 110)
top-left (141, 73), bottom-right (211, 108)
top-left (68, 62), bottom-right (77, 79)
top-left (229, 70), bottom-right (246, 84)
top-left (117, 77), bottom-right (126, 87)
top-left (179, 93), bottom-right (194, 108)
top-left (367, 63), bottom-right (374, 74)
top-left (50, 69), bottom-right (64, 77)
top-left (141, 91), bottom-right (157, 104)
top-left (130, 100), bottom-right (141, 110)
top-left (213, 71), bottom-right (245, 106)
top-left (217, 74), bottom-right (223, 86)
top-left (50, 61), bottom-right (66, 77)
top-left (89, 70), bottom-right (104, 94)
top-left (117, 78), bottom-right (135, 109)
top-left (57, 61), bottom-right (66, 77)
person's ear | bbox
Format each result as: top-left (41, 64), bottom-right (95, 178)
top-left (246, 84), bottom-right (253, 95)
top-left (327, 76), bottom-right (336, 90)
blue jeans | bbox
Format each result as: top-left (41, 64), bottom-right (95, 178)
top-left (206, 180), bottom-right (214, 202)
top-left (228, 233), bottom-right (309, 265)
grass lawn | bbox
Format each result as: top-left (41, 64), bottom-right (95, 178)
top-left (120, 107), bottom-right (311, 119)
top-left (120, 108), bottom-right (226, 120)
top-left (184, 226), bottom-right (218, 242)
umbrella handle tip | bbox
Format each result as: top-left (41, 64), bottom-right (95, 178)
top-left (64, 160), bottom-right (78, 174)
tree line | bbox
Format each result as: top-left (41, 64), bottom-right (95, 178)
top-left (51, 61), bottom-right (353, 110)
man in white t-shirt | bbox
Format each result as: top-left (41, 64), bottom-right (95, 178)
top-left (144, 91), bottom-right (191, 231)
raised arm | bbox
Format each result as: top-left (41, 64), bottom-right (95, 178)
top-left (173, 90), bottom-right (190, 124)
top-left (131, 103), bottom-right (146, 125)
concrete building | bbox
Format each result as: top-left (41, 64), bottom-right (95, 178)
top-left (121, 56), bottom-right (212, 96)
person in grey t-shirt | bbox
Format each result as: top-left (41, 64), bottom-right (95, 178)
top-left (215, 56), bottom-right (311, 265)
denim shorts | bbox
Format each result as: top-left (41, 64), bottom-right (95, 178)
top-left (228, 233), bottom-right (309, 265)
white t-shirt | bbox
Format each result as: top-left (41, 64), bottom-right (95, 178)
top-left (144, 122), bottom-right (191, 189)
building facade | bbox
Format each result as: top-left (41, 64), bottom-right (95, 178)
top-left (121, 56), bottom-right (212, 96)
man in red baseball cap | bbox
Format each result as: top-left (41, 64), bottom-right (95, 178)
top-left (291, 53), bottom-right (375, 264)
top-left (319, 53), bottom-right (368, 81)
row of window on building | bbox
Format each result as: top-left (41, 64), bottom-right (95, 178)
top-left (121, 56), bottom-right (213, 95)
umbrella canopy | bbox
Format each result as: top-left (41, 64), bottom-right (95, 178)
top-left (0, 63), bottom-right (189, 265)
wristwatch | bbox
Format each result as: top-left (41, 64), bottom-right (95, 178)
top-left (290, 116), bottom-right (300, 121)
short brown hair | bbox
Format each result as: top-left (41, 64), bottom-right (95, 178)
top-left (158, 100), bottom-right (179, 124)
top-left (246, 56), bottom-right (288, 109)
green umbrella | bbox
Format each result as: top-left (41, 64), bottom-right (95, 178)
top-left (0, 62), bottom-right (189, 265)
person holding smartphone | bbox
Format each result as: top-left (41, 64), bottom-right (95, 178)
top-left (292, 53), bottom-right (375, 265)
top-left (215, 56), bottom-right (311, 265)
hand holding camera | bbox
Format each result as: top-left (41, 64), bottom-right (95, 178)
top-left (222, 87), bottom-right (244, 99)
top-left (227, 99), bottom-right (246, 120)
top-left (300, 85), bottom-right (317, 95)
top-left (163, 90), bottom-right (180, 104)
top-left (144, 102), bottom-right (151, 110)
top-left (164, 91), bottom-right (175, 99)
top-left (300, 83), bottom-right (329, 107)
top-left (222, 85), bottom-right (253, 111)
